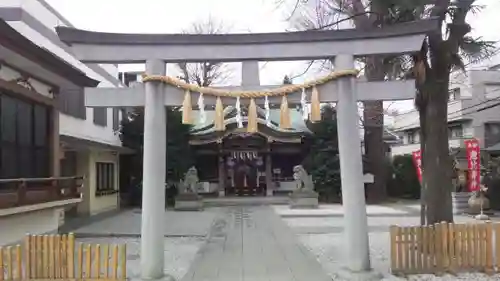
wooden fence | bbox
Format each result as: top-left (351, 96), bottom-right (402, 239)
top-left (0, 233), bottom-right (127, 281)
top-left (390, 222), bottom-right (500, 275)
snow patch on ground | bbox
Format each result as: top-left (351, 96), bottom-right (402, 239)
top-left (285, 203), bottom-right (500, 281)
top-left (77, 237), bottom-right (205, 280)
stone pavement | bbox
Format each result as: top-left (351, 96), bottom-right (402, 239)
top-left (180, 206), bottom-right (331, 281)
top-left (274, 203), bottom-right (479, 235)
top-left (68, 208), bottom-right (218, 237)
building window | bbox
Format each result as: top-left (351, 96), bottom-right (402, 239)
top-left (118, 72), bottom-right (139, 86)
top-left (95, 162), bottom-right (116, 196)
top-left (449, 87), bottom-right (460, 101)
top-left (0, 92), bottom-right (50, 179)
top-left (407, 130), bottom-right (419, 144)
top-left (93, 108), bottom-right (107, 127)
top-left (485, 84), bottom-right (500, 99)
top-left (59, 87), bottom-right (86, 120)
top-left (485, 122), bottom-right (500, 147)
top-left (112, 108), bottom-right (119, 131)
top-left (448, 125), bottom-right (464, 139)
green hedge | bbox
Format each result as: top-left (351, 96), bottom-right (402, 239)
top-left (387, 154), bottom-right (421, 199)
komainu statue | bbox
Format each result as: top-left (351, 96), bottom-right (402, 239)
top-left (175, 166), bottom-right (203, 211)
top-left (290, 165), bottom-right (318, 209)
top-left (293, 165), bottom-right (314, 192)
top-left (468, 184), bottom-right (490, 214)
top-left (180, 166), bottom-right (199, 195)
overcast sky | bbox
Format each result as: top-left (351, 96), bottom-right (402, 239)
top-left (44, 0), bottom-right (499, 114)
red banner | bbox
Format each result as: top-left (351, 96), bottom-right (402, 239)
top-left (412, 150), bottom-right (423, 183)
top-left (465, 138), bottom-right (481, 192)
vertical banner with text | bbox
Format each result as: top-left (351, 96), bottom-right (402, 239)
top-left (465, 138), bottom-right (481, 192)
top-left (412, 150), bottom-right (423, 183)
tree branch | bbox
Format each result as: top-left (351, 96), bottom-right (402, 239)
top-left (176, 17), bottom-right (234, 87)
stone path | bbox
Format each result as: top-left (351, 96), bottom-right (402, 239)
top-left (180, 206), bottom-right (331, 281)
top-left (68, 208), bottom-right (218, 237)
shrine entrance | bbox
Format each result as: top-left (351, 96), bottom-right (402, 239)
top-left (231, 155), bottom-right (259, 196)
top-left (224, 134), bottom-right (266, 197)
top-left (55, 17), bottom-right (438, 278)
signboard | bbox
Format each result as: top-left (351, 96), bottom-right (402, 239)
top-left (363, 173), bottom-right (374, 184)
top-left (464, 138), bottom-right (481, 192)
top-left (412, 150), bottom-right (423, 183)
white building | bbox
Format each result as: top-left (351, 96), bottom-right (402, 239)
top-left (0, 0), bottom-right (130, 245)
top-left (391, 68), bottom-right (500, 156)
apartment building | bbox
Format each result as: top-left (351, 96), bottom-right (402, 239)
top-left (0, 0), bottom-right (131, 244)
top-left (391, 68), bottom-right (500, 156)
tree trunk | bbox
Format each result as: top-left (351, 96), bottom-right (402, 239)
top-left (419, 104), bottom-right (427, 226)
top-left (363, 100), bottom-right (387, 202)
top-left (363, 59), bottom-right (388, 203)
top-left (421, 59), bottom-right (454, 224)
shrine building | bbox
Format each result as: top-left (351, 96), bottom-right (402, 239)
top-left (189, 107), bottom-right (311, 197)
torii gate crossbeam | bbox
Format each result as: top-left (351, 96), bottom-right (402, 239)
top-left (55, 18), bottom-right (438, 280)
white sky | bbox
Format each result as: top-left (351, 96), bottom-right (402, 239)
top-left (44, 0), bottom-right (500, 115)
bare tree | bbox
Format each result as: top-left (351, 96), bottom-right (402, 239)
top-left (281, 0), bottom-right (392, 203)
top-left (281, 0), bottom-right (496, 224)
top-left (177, 17), bottom-right (234, 87)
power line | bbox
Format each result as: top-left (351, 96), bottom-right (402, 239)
top-left (391, 91), bottom-right (500, 131)
top-left (476, 101), bottom-right (500, 112)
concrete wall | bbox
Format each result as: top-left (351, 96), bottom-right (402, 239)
top-left (0, 208), bottom-right (63, 246)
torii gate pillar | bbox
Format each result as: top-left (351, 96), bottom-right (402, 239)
top-left (140, 59), bottom-right (167, 279)
top-left (335, 54), bottom-right (371, 272)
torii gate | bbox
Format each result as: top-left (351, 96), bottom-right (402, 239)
top-left (56, 18), bottom-right (438, 279)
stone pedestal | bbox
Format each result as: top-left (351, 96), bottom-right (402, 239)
top-left (266, 188), bottom-right (273, 197)
top-left (289, 190), bottom-right (319, 209)
top-left (452, 192), bottom-right (470, 215)
top-left (467, 193), bottom-right (490, 215)
top-left (174, 193), bottom-right (203, 211)
top-left (218, 189), bottom-right (225, 197)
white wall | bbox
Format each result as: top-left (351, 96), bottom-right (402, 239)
top-left (391, 139), bottom-right (464, 157)
top-left (0, 208), bottom-right (63, 246)
top-left (59, 113), bottom-right (121, 147)
top-left (75, 150), bottom-right (119, 216)
top-left (393, 100), bottom-right (470, 131)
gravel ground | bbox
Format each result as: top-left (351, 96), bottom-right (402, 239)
top-left (77, 237), bottom-right (205, 280)
top-left (298, 233), bottom-right (500, 280)
top-left (282, 203), bottom-right (500, 281)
